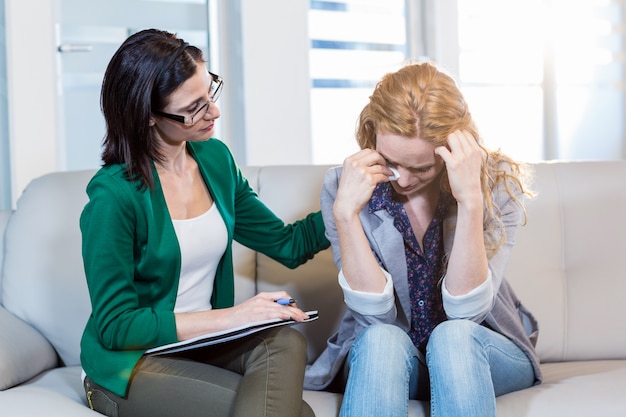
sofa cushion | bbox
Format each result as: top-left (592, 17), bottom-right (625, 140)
top-left (0, 306), bottom-right (57, 390)
top-left (251, 165), bottom-right (344, 362)
top-left (0, 209), bottom-right (11, 301)
top-left (233, 166), bottom-right (262, 305)
top-left (505, 161), bottom-right (626, 362)
top-left (497, 360), bottom-right (626, 416)
top-left (0, 366), bottom-right (98, 417)
top-left (1, 170), bottom-right (96, 366)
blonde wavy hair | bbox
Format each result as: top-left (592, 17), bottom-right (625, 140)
top-left (356, 61), bottom-right (533, 258)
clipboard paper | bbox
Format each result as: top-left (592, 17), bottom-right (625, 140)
top-left (145, 310), bottom-right (318, 356)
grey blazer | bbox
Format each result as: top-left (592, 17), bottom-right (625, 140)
top-left (304, 166), bottom-right (541, 390)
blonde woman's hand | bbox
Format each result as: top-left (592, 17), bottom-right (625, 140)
top-left (333, 149), bottom-right (393, 222)
top-left (434, 130), bottom-right (484, 207)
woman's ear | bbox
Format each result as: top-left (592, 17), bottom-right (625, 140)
top-left (149, 117), bottom-right (156, 127)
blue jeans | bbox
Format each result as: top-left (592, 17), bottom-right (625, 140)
top-left (340, 321), bottom-right (535, 417)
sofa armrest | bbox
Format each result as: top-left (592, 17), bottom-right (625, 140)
top-left (0, 306), bottom-right (58, 390)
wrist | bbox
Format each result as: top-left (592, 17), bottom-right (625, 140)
top-left (456, 194), bottom-right (484, 213)
top-left (333, 200), bottom-right (361, 224)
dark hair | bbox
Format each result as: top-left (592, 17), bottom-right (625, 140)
top-left (100, 29), bottom-right (204, 189)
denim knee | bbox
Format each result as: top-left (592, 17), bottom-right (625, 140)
top-left (427, 320), bottom-right (478, 351)
top-left (342, 324), bottom-right (421, 417)
top-left (354, 324), bottom-right (411, 353)
top-left (348, 323), bottom-right (416, 370)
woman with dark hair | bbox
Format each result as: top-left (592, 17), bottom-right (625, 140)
top-left (304, 62), bottom-right (540, 416)
top-left (79, 29), bottom-right (328, 417)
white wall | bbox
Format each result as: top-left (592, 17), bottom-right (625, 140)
top-left (0, 0), bottom-right (11, 209)
top-left (5, 0), bottom-right (60, 207)
top-left (239, 0), bottom-right (312, 166)
top-left (214, 0), bottom-right (311, 166)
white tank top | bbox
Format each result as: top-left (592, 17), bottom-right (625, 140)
top-left (171, 203), bottom-right (228, 313)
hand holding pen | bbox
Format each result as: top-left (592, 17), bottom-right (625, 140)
top-left (176, 292), bottom-right (307, 340)
top-left (271, 295), bottom-right (308, 322)
top-left (275, 298), bottom-right (296, 306)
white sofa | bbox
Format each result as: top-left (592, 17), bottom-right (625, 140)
top-left (1, 161), bottom-right (626, 417)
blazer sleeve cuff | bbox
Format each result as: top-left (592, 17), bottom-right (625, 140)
top-left (442, 269), bottom-right (494, 319)
top-left (338, 268), bottom-right (395, 315)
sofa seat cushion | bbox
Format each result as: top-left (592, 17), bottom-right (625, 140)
top-left (0, 366), bottom-right (97, 416)
top-left (497, 360), bottom-right (626, 416)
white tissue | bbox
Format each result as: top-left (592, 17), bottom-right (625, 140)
top-left (388, 167), bottom-right (400, 181)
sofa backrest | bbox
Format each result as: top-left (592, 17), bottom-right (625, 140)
top-left (1, 170), bottom-right (95, 366)
top-left (504, 161), bottom-right (626, 362)
top-left (243, 165), bottom-right (342, 362)
top-left (1, 161), bottom-right (625, 368)
top-left (0, 210), bottom-right (11, 302)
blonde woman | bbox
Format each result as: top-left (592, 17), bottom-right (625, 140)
top-left (305, 62), bottom-right (541, 417)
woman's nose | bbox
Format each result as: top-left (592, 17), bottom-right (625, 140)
top-left (205, 101), bottom-right (220, 119)
top-left (394, 168), bottom-right (412, 187)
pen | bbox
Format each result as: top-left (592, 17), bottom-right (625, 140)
top-left (275, 298), bottom-right (296, 305)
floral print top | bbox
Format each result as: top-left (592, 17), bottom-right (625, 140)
top-left (369, 182), bottom-right (453, 352)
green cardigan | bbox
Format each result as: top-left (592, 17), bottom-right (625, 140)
top-left (79, 139), bottom-right (329, 397)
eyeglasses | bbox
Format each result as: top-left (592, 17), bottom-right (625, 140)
top-left (154, 72), bottom-right (223, 126)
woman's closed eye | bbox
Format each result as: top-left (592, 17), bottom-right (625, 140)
top-left (414, 166), bottom-right (433, 174)
top-left (189, 99), bottom-right (210, 116)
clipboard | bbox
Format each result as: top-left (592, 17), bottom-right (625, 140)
top-left (145, 310), bottom-right (318, 356)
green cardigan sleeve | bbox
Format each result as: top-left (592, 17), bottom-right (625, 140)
top-left (80, 165), bottom-right (179, 396)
